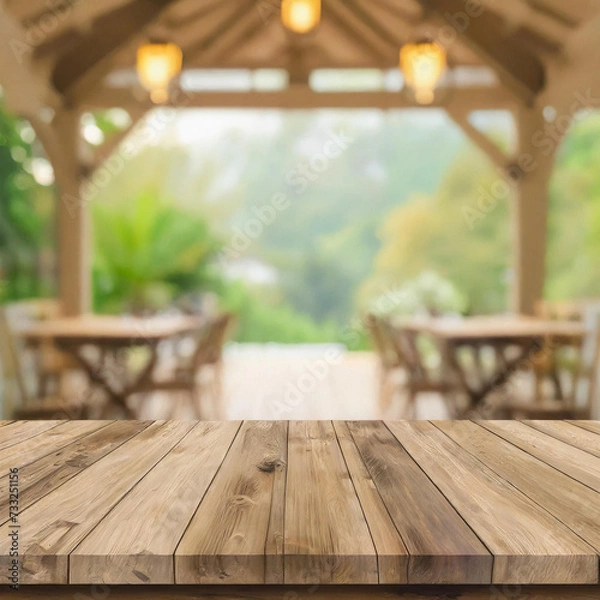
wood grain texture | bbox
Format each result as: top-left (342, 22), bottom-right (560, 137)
top-left (436, 420), bottom-right (600, 553)
top-left (70, 421), bottom-right (241, 584)
top-left (481, 420), bottom-right (600, 492)
top-left (1, 420), bottom-right (600, 588)
top-left (176, 421), bottom-right (288, 584)
top-left (0, 420), bottom-right (194, 584)
top-left (285, 420), bottom-right (378, 585)
top-left (348, 421), bottom-right (491, 584)
top-left (387, 421), bottom-right (598, 585)
top-left (0, 420), bottom-right (107, 474)
top-left (333, 420), bottom-right (409, 583)
top-left (0, 420), bottom-right (110, 521)
top-left (570, 420), bottom-right (600, 436)
top-left (6, 586), bottom-right (600, 600)
top-left (0, 420), bottom-right (150, 519)
top-left (526, 420), bottom-right (600, 458)
top-left (264, 420), bottom-right (288, 584)
top-left (0, 420), bottom-right (61, 451)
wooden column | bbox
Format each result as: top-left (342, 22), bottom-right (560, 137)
top-left (36, 110), bottom-right (91, 316)
top-left (511, 107), bottom-right (555, 315)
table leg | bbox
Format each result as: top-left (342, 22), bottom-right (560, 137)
top-left (445, 339), bottom-right (543, 417)
top-left (58, 342), bottom-right (159, 419)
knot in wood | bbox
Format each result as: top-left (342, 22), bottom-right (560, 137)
top-left (257, 456), bottom-right (285, 473)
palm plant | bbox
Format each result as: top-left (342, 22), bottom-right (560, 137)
top-left (93, 191), bottom-right (222, 314)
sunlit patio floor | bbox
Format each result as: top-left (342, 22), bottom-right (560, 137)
top-left (136, 346), bottom-right (450, 421)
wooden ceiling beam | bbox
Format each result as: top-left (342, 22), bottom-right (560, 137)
top-left (183, 0), bottom-right (264, 66)
top-left (368, 0), bottom-right (424, 24)
top-left (325, 0), bottom-right (396, 63)
top-left (470, 0), bottom-right (572, 48)
top-left (345, 0), bottom-right (411, 50)
top-left (0, 5), bottom-right (62, 116)
top-left (445, 106), bottom-right (511, 171)
top-left (30, 0), bottom-right (134, 41)
top-left (162, 0), bottom-right (225, 29)
top-left (52, 0), bottom-right (179, 102)
top-left (527, 0), bottom-right (595, 27)
top-left (81, 84), bottom-right (517, 111)
top-left (423, 0), bottom-right (546, 105)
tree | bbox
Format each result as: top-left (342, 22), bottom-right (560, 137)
top-left (361, 146), bottom-right (511, 315)
top-left (545, 112), bottom-right (600, 300)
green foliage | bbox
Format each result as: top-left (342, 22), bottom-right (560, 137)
top-left (93, 191), bottom-right (222, 313)
top-left (0, 101), bottom-right (55, 301)
top-left (368, 270), bottom-right (468, 317)
top-left (4, 103), bottom-right (600, 345)
top-left (362, 145), bottom-right (511, 315)
top-left (219, 281), bottom-right (339, 344)
top-left (545, 113), bottom-right (600, 300)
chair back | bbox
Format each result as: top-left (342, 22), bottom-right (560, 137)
top-left (536, 298), bottom-right (600, 322)
top-left (0, 307), bottom-right (30, 418)
top-left (379, 320), bottom-right (429, 382)
top-left (190, 313), bottom-right (235, 370)
top-left (575, 304), bottom-right (600, 418)
top-left (4, 299), bottom-right (61, 325)
top-left (365, 314), bottom-right (402, 370)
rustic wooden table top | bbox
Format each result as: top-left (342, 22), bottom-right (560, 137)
top-left (1, 420), bottom-right (600, 588)
top-left (18, 315), bottom-right (202, 344)
top-left (400, 316), bottom-right (587, 341)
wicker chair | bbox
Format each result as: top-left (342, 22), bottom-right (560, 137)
top-left (380, 319), bottom-right (462, 419)
top-left (4, 299), bottom-right (80, 397)
top-left (506, 305), bottom-right (600, 419)
top-left (365, 314), bottom-right (405, 409)
top-left (0, 307), bottom-right (88, 420)
top-left (139, 313), bottom-right (235, 418)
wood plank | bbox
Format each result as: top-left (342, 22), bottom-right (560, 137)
top-left (70, 421), bottom-right (241, 584)
top-left (347, 421), bottom-right (491, 585)
top-left (284, 421), bottom-right (378, 585)
top-left (0, 421), bottom-right (62, 451)
top-left (264, 421), bottom-right (288, 585)
top-left (332, 420), bottom-right (409, 583)
top-left (570, 420), bottom-right (600, 436)
top-left (435, 420), bottom-right (600, 553)
top-left (481, 420), bottom-right (600, 492)
top-left (175, 421), bottom-right (288, 584)
top-left (387, 421), bottom-right (598, 584)
top-left (0, 421), bottom-right (110, 519)
top-left (0, 420), bottom-right (194, 584)
top-left (6, 585), bottom-right (600, 600)
top-left (526, 420), bottom-right (600, 458)
top-left (0, 420), bottom-right (107, 472)
top-left (0, 421), bottom-right (151, 520)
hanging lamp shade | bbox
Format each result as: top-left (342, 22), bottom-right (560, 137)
top-left (137, 42), bottom-right (183, 104)
top-left (399, 41), bottom-right (447, 105)
top-left (281, 0), bottom-right (321, 34)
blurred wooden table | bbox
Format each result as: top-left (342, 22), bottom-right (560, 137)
top-left (20, 315), bottom-right (201, 417)
top-left (1, 420), bottom-right (600, 598)
top-left (401, 316), bottom-right (587, 413)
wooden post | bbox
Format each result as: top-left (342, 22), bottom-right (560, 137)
top-left (38, 110), bottom-right (91, 317)
top-left (511, 107), bottom-right (556, 315)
